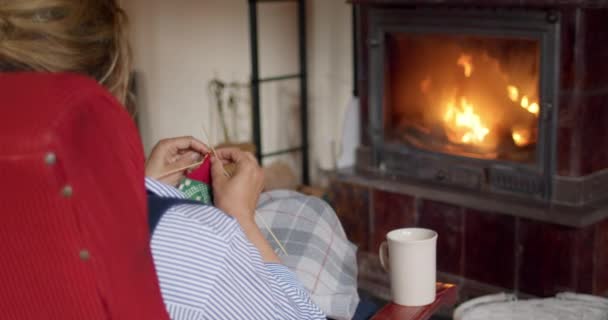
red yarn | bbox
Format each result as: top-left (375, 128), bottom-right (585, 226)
top-left (187, 156), bottom-right (212, 185)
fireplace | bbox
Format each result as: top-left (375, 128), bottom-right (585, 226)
top-left (363, 8), bottom-right (561, 200)
top-left (355, 4), bottom-right (608, 212)
top-left (330, 0), bottom-right (608, 302)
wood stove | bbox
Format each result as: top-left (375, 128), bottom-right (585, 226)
top-left (364, 8), bottom-right (558, 201)
top-left (330, 0), bottom-right (608, 303)
top-left (353, 2), bottom-right (608, 220)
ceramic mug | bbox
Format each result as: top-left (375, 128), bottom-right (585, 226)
top-left (379, 228), bottom-right (438, 306)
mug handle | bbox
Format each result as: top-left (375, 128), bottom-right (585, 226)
top-left (379, 241), bottom-right (390, 272)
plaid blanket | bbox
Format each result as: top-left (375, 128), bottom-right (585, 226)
top-left (256, 190), bottom-right (360, 320)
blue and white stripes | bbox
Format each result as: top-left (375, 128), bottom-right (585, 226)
top-left (146, 178), bottom-right (326, 320)
top-left (146, 178), bottom-right (185, 199)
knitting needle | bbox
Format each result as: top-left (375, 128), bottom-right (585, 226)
top-left (154, 159), bottom-right (205, 180)
top-left (201, 124), bottom-right (288, 256)
top-left (256, 212), bottom-right (289, 256)
top-left (201, 125), bottom-right (230, 177)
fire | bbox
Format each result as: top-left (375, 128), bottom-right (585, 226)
top-left (512, 128), bottom-right (532, 147)
top-left (457, 54), bottom-right (473, 78)
top-left (425, 54), bottom-right (539, 151)
top-left (444, 98), bottom-right (490, 145)
top-left (507, 86), bottom-right (539, 116)
top-left (528, 103), bottom-right (539, 114)
top-left (507, 86), bottom-right (519, 102)
top-left (521, 96), bottom-right (529, 108)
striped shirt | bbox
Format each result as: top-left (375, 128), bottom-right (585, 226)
top-left (146, 178), bottom-right (326, 320)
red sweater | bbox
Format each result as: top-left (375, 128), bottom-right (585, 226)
top-left (0, 73), bottom-right (170, 320)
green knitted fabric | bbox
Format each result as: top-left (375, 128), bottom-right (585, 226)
top-left (178, 178), bottom-right (213, 205)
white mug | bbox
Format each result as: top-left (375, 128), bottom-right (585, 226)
top-left (379, 228), bottom-right (438, 306)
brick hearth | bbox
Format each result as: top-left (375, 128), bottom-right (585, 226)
top-left (328, 170), bottom-right (608, 299)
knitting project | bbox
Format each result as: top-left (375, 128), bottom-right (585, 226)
top-left (178, 156), bottom-right (213, 204)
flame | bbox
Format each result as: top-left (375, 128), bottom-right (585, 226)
top-left (528, 103), bottom-right (539, 115)
top-left (444, 98), bottom-right (490, 145)
top-left (512, 129), bottom-right (531, 147)
top-left (433, 56), bottom-right (540, 151)
top-left (444, 105), bottom-right (454, 122)
top-left (521, 96), bottom-right (529, 108)
top-left (507, 85), bottom-right (540, 116)
top-left (507, 86), bottom-right (519, 102)
top-left (457, 54), bottom-right (473, 78)
top-left (512, 132), bottom-right (525, 146)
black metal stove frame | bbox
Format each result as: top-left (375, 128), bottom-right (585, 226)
top-left (364, 7), bottom-right (560, 200)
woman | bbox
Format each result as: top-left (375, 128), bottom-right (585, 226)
top-left (0, 1), bottom-right (335, 319)
top-left (0, 2), bottom-right (170, 319)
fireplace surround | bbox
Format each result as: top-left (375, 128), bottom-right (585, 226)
top-left (329, 0), bottom-right (608, 302)
top-left (352, 1), bottom-right (608, 225)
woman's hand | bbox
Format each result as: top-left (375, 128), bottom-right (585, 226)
top-left (211, 148), bottom-right (264, 224)
top-left (145, 136), bottom-right (210, 186)
top-left (211, 148), bottom-right (280, 263)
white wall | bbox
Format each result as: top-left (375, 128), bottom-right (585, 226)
top-left (308, 0), bottom-right (353, 182)
top-left (124, 0), bottom-right (352, 185)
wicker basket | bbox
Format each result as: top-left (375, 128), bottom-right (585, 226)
top-left (454, 292), bottom-right (608, 320)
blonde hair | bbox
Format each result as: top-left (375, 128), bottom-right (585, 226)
top-left (0, 0), bottom-right (132, 110)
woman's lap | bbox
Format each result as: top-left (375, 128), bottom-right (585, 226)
top-left (256, 190), bottom-right (360, 320)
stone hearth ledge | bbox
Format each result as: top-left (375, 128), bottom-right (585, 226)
top-left (332, 167), bottom-right (608, 227)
